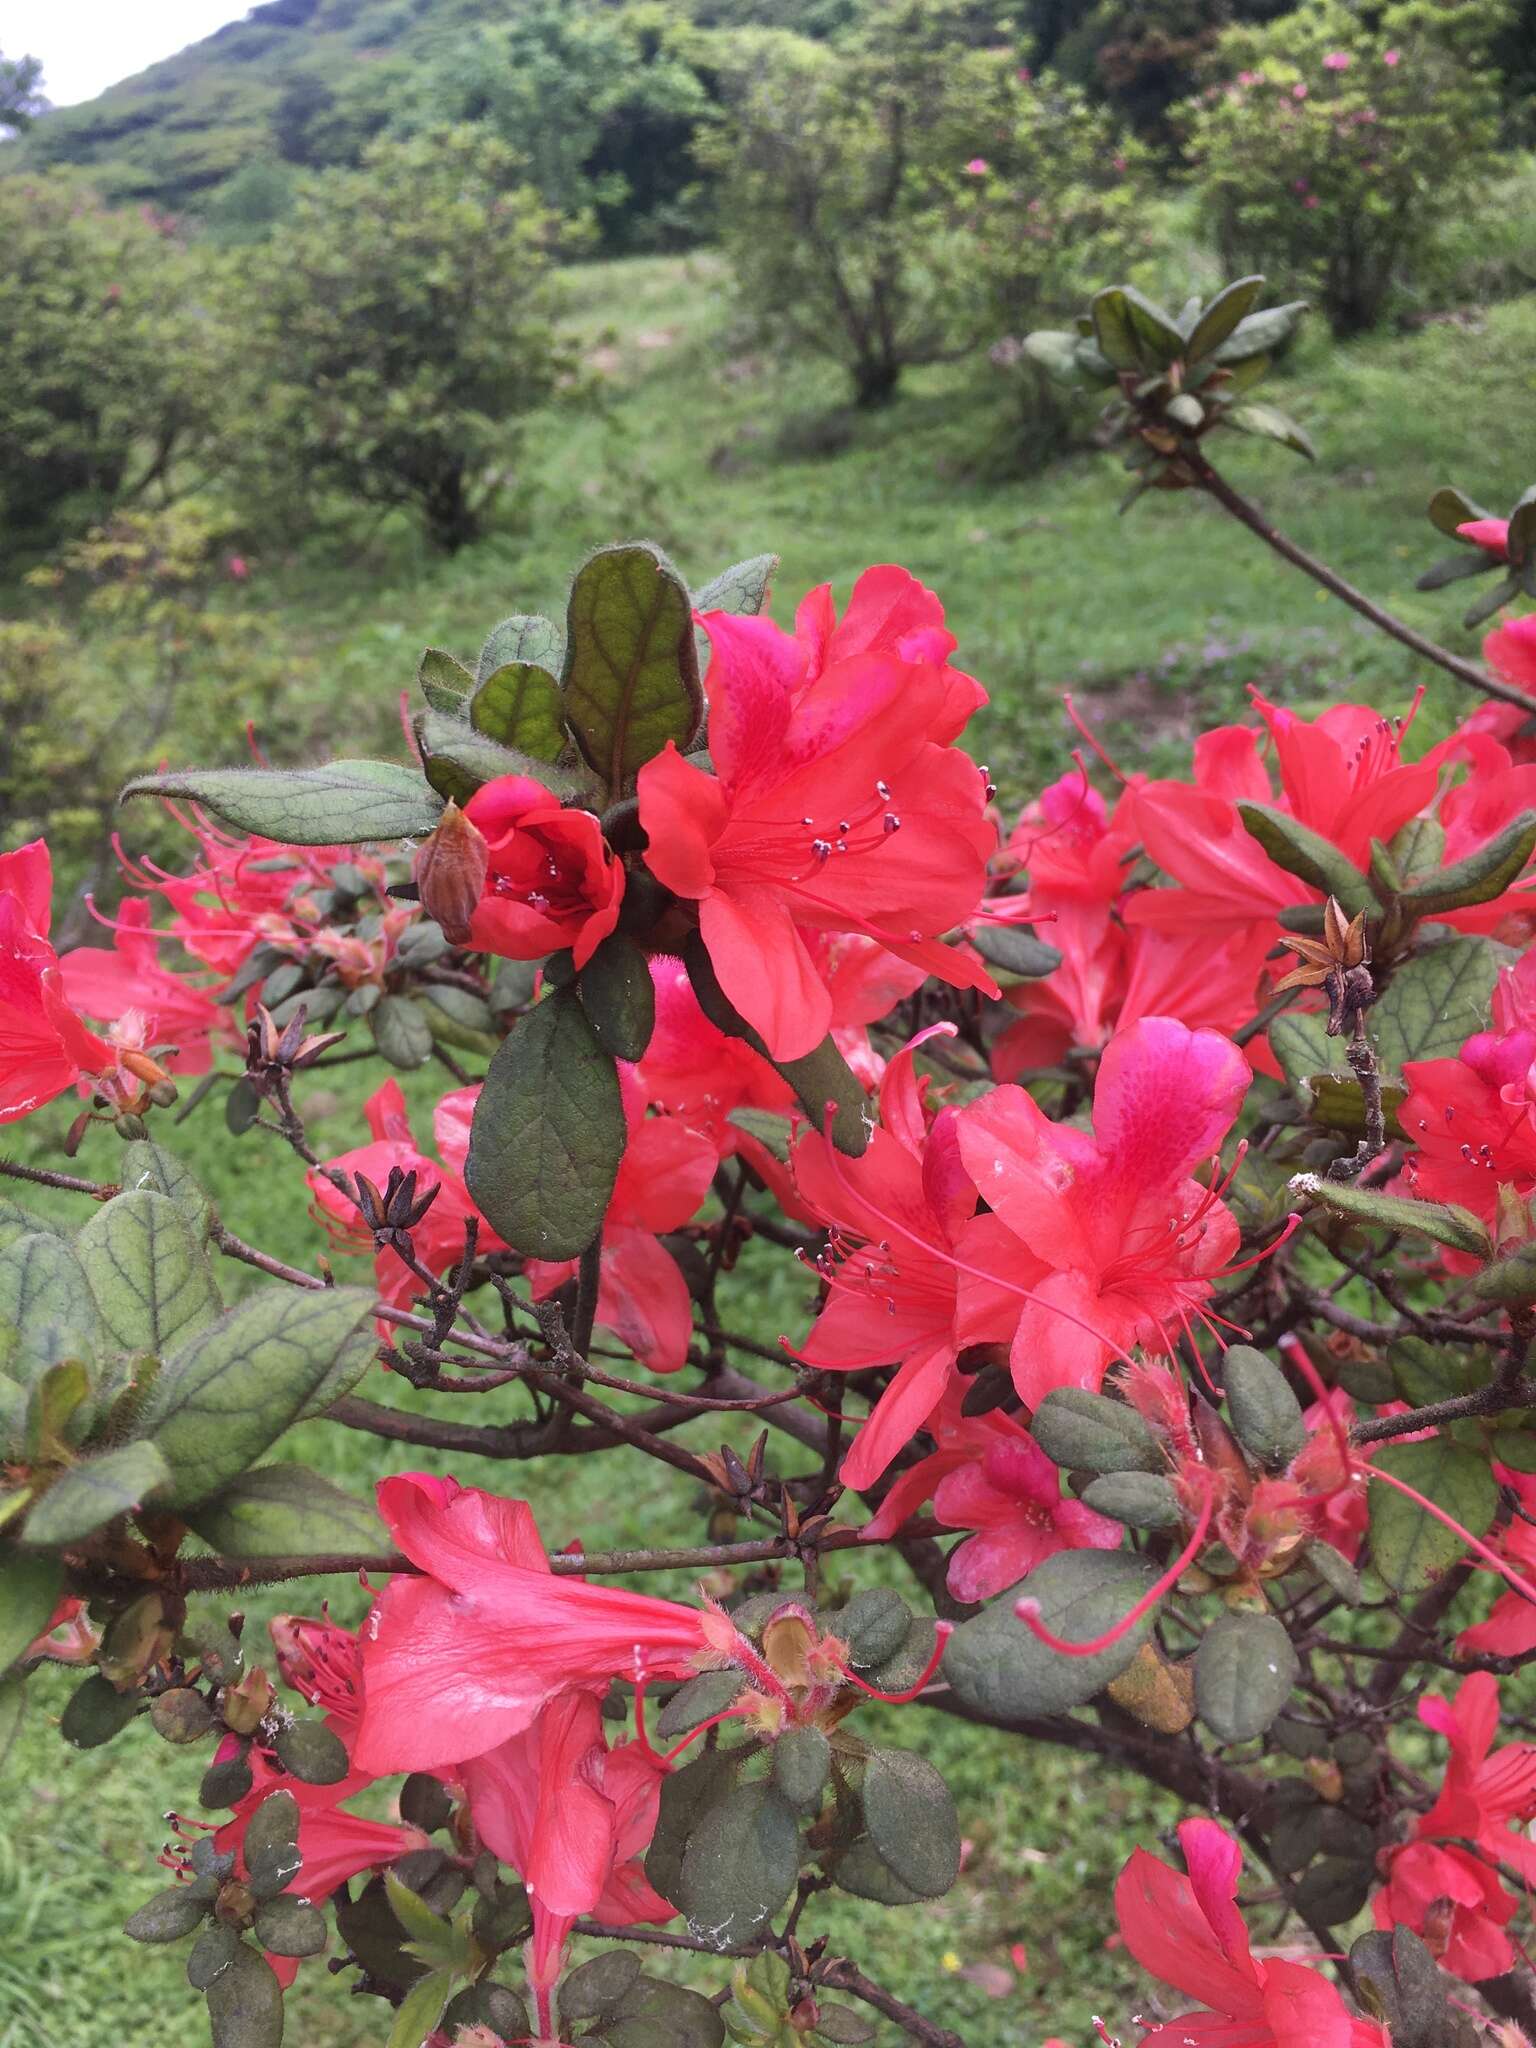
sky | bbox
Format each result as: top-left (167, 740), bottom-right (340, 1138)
top-left (5, 1), bottom-right (247, 108)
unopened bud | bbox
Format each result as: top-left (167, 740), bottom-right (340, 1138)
top-left (413, 801), bottom-right (489, 947)
top-left (120, 1048), bottom-right (172, 1089)
top-left (147, 1078), bottom-right (179, 1109)
top-left (222, 1665), bottom-right (273, 1736)
top-left (150, 1687), bottom-right (216, 1745)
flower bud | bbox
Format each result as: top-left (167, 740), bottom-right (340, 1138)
top-left (413, 801), bottom-right (489, 946)
top-left (222, 1665), bottom-right (274, 1736)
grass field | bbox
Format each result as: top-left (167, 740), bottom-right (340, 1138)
top-left (5, 247), bottom-right (1536, 2048)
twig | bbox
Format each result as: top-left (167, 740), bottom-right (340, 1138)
top-left (1192, 452), bottom-right (1528, 709)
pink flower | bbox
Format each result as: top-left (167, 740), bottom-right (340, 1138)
top-left (1383, 47), bottom-right (1401, 65)
top-left (1458, 517), bottom-right (1511, 562)
top-left (351, 1476), bottom-right (713, 1776)
top-left (1323, 50), bottom-right (1351, 70)
top-left (60, 898), bottom-right (232, 1076)
top-left (964, 157), bottom-right (989, 176)
top-left (1292, 81), bottom-right (1309, 99)
top-left (1117, 1818), bottom-right (1386, 2045)
top-left (464, 774), bottom-right (624, 970)
top-left (227, 554), bottom-right (250, 580)
top-left (637, 570), bottom-right (998, 1060)
top-left (956, 1018), bottom-right (1251, 1409)
top-left (1304, 194), bottom-right (1320, 208)
top-left (0, 840), bottom-right (112, 1124)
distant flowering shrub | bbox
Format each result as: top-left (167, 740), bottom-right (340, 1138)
top-left (1182, 0), bottom-right (1503, 335)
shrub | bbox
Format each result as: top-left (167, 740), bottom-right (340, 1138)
top-left (219, 127), bottom-right (569, 551)
top-left (0, 177), bottom-right (218, 547)
top-left (701, 0), bottom-right (1143, 409)
top-left (1181, 0), bottom-right (1505, 336)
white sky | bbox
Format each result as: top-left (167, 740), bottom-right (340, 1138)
top-left (4, 1), bottom-right (247, 108)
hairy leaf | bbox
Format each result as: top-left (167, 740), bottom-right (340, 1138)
top-left (76, 1192), bottom-right (221, 1357)
top-left (1369, 1438), bottom-right (1498, 1592)
top-left (22, 1440), bottom-right (173, 1546)
top-left (122, 762), bottom-right (442, 845)
top-left (563, 543), bottom-right (703, 794)
top-left (186, 1463), bottom-right (386, 1559)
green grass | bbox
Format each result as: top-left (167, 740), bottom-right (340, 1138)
top-left (7, 251), bottom-right (1536, 2047)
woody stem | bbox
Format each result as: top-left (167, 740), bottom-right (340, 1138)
top-left (570, 1234), bottom-right (603, 1362)
top-left (1190, 452), bottom-right (1525, 710)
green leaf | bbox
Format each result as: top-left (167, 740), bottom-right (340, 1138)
top-left (1472, 1243), bottom-right (1536, 1306)
top-left (415, 707), bottom-right (586, 807)
top-left (478, 613), bottom-right (564, 684)
top-left (440, 1984), bottom-right (532, 2042)
top-left (206, 1941), bottom-right (285, 2048)
top-left (1369, 1438), bottom-right (1498, 1592)
top-left (0, 1674), bottom-right (24, 1774)
top-left (472, 661), bottom-right (567, 762)
top-left (1030, 1388), bottom-right (1163, 1473)
top-left (1428, 485), bottom-right (1494, 538)
top-left (76, 1191), bottom-right (221, 1357)
top-left (563, 543), bottom-right (703, 794)
top-left (61, 1670), bottom-right (140, 1747)
top-left (578, 933), bottom-right (656, 1061)
top-left (273, 1718), bottom-right (348, 1785)
top-left (1222, 1346), bottom-right (1306, 1468)
top-left (1080, 1471), bottom-right (1183, 1530)
top-left (562, 1949), bottom-right (643, 2020)
top-left (678, 1781), bottom-right (800, 1948)
top-left (369, 995), bottom-right (434, 1071)
top-left (186, 1463), bottom-right (385, 1559)
top-left (416, 985), bottom-right (498, 1055)
top-left (1091, 285), bottom-right (1184, 371)
top-left (0, 1550), bottom-right (64, 1672)
top-left (1416, 550), bottom-right (1497, 592)
top-left (118, 1140), bottom-right (216, 1240)
top-left (772, 1725), bottom-right (830, 1816)
top-left (24, 1356), bottom-right (93, 1457)
top-left (1465, 573), bottom-right (1523, 630)
top-left (464, 989), bottom-right (625, 1260)
top-left (1397, 813), bottom-right (1536, 917)
top-left (1195, 1610), bottom-right (1298, 1742)
top-left (122, 762), bottom-right (442, 846)
top-left (188, 1923), bottom-right (242, 1990)
top-left (861, 1749), bottom-right (959, 1899)
top-left (1225, 402), bottom-right (1316, 460)
top-left (683, 931), bottom-right (870, 1157)
top-left (692, 552), bottom-right (779, 672)
top-left (253, 1897), bottom-right (327, 1958)
top-left (22, 1440), bottom-right (172, 1546)
top-left (832, 1836), bottom-right (926, 1905)
top-left (125, 1883), bottom-right (211, 1944)
top-left (417, 648), bottom-right (473, 713)
top-left (1235, 802), bottom-right (1371, 909)
top-left (837, 1586), bottom-right (912, 1668)
top-left (970, 924), bottom-right (1063, 981)
top-left (1289, 1174), bottom-right (1492, 1258)
top-left (0, 1233), bottom-right (100, 1384)
top-left (1371, 937), bottom-right (1499, 1075)
top-left (384, 1872), bottom-right (461, 1969)
top-left (1270, 1012), bottom-right (1407, 1135)
top-left (1350, 1925), bottom-right (1474, 2048)
top-left (138, 1286), bottom-right (376, 1508)
top-left (1210, 301), bottom-right (1308, 363)
top-left (655, 1669), bottom-right (746, 1740)
top-left (1185, 276), bottom-right (1265, 361)
top-left (942, 1551), bottom-right (1159, 1717)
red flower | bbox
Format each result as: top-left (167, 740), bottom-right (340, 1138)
top-left (60, 898), bottom-right (232, 1075)
top-left (1127, 697), bottom-right (1435, 939)
top-left (0, 839), bottom-right (111, 1124)
top-left (956, 1018), bottom-right (1251, 1409)
top-left (790, 1030), bottom-right (1025, 1487)
top-left (463, 774), bottom-right (624, 970)
top-left (1374, 1674), bottom-right (1536, 1979)
top-left (523, 1068), bottom-right (718, 1373)
top-left (1463, 616), bottom-right (1536, 762)
top-left (1459, 517), bottom-right (1511, 561)
top-left (861, 1394), bottom-right (1120, 1600)
top-left (1116, 1818), bottom-right (1385, 2046)
top-left (791, 563), bottom-right (988, 745)
top-left (460, 1690), bottom-right (673, 1999)
top-left (637, 587), bottom-right (998, 1060)
top-left (351, 1475), bottom-right (713, 1776)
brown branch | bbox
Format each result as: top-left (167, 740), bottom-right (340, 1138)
top-left (1192, 453), bottom-right (1528, 709)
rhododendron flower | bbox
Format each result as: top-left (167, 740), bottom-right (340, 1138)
top-left (1323, 49), bottom-right (1351, 68)
top-left (862, 1400), bottom-right (1120, 1600)
top-left (1465, 615), bottom-right (1536, 763)
top-left (1117, 1818), bottom-right (1385, 2045)
top-left (352, 1476), bottom-right (715, 1775)
top-left (60, 897), bottom-right (232, 1075)
top-left (1460, 1474), bottom-right (1536, 1659)
top-left (523, 1068), bottom-right (717, 1372)
top-left (791, 1030), bottom-right (1025, 1487)
top-left (957, 1018), bottom-right (1251, 1409)
top-left (0, 839), bottom-right (112, 1123)
top-left (464, 773), bottom-right (623, 969)
top-left (792, 564), bottom-right (988, 746)
top-left (460, 1688), bottom-right (673, 1999)
top-left (309, 1079), bottom-right (497, 1321)
top-left (1399, 1017), bottom-right (1536, 1232)
top-left (964, 156), bottom-right (989, 174)
top-left (1374, 1674), bottom-right (1536, 1979)
top-left (1127, 696), bottom-right (1435, 939)
top-left (638, 578), bottom-right (998, 1060)
top-left (1459, 518), bottom-right (1510, 560)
